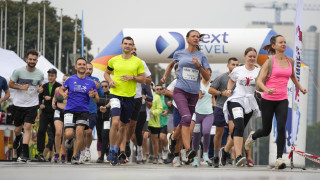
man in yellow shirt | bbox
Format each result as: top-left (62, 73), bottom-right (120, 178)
top-left (104, 36), bottom-right (145, 165)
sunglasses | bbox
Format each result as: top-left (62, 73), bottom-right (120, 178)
top-left (102, 85), bottom-right (108, 88)
top-left (156, 88), bottom-right (163, 91)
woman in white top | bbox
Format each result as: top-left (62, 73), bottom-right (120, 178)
top-left (223, 47), bottom-right (260, 166)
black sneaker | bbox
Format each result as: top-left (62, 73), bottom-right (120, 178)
top-left (13, 134), bottom-right (23, 149)
top-left (213, 157), bottom-right (219, 168)
top-left (96, 157), bottom-right (104, 163)
top-left (168, 134), bottom-right (176, 154)
top-left (186, 149), bottom-right (196, 163)
top-left (235, 155), bottom-right (246, 167)
top-left (118, 151), bottom-right (127, 164)
top-left (17, 155), bottom-right (27, 163)
top-left (36, 153), bottom-right (47, 162)
top-left (71, 156), bottom-right (80, 165)
top-left (220, 147), bottom-right (230, 166)
top-left (125, 142), bottom-right (131, 158)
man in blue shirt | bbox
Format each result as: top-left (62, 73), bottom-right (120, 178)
top-left (59, 58), bottom-right (99, 164)
top-left (0, 76), bottom-right (10, 110)
top-left (83, 62), bottom-right (103, 162)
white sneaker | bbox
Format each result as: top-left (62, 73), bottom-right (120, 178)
top-left (84, 149), bottom-right (91, 162)
top-left (158, 158), bottom-right (164, 164)
top-left (136, 146), bottom-right (143, 164)
top-left (193, 157), bottom-right (199, 167)
top-left (275, 158), bottom-right (286, 169)
top-left (181, 149), bottom-right (187, 163)
top-left (173, 156), bottom-right (181, 167)
top-left (79, 151), bottom-right (86, 164)
top-left (162, 148), bottom-right (168, 160)
top-left (245, 131), bottom-right (255, 151)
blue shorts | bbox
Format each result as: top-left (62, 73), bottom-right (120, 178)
top-left (89, 113), bottom-right (97, 129)
top-left (109, 94), bottom-right (135, 124)
top-left (173, 107), bottom-right (181, 127)
top-left (213, 107), bottom-right (228, 127)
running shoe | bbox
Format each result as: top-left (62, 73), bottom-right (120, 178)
top-left (53, 153), bottom-right (59, 163)
top-left (247, 160), bottom-right (254, 167)
top-left (36, 153), bottom-right (47, 162)
top-left (275, 158), bottom-right (286, 169)
top-left (107, 150), bottom-right (113, 162)
top-left (125, 142), bottom-right (131, 158)
top-left (110, 151), bottom-right (119, 166)
top-left (192, 157), bottom-right (199, 167)
top-left (166, 153), bottom-right (174, 164)
top-left (79, 151), bottom-right (85, 164)
top-left (186, 149), bottom-right (196, 163)
top-left (61, 154), bottom-right (66, 163)
top-left (168, 134), bottom-right (176, 154)
top-left (118, 151), bottom-right (127, 164)
top-left (235, 155), bottom-right (246, 167)
top-left (162, 148), bottom-right (168, 161)
top-left (13, 134), bottom-right (23, 149)
top-left (142, 154), bottom-right (147, 164)
top-left (213, 157), bottom-right (219, 168)
top-left (203, 153), bottom-right (212, 166)
top-left (84, 149), bottom-right (91, 162)
top-left (227, 158), bottom-right (234, 165)
top-left (71, 156), bottom-right (80, 165)
top-left (172, 156), bottom-right (181, 167)
top-left (16, 155), bottom-right (27, 163)
top-left (181, 149), bottom-right (187, 163)
top-left (220, 147), bottom-right (230, 166)
top-left (245, 131), bottom-right (255, 151)
top-left (96, 157), bottom-right (104, 163)
top-left (158, 158), bottom-right (164, 164)
top-left (136, 149), bottom-right (143, 164)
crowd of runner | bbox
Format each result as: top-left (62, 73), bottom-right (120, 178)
top-left (0, 30), bottom-right (307, 169)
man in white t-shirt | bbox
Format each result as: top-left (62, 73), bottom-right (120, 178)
top-left (118, 45), bottom-right (152, 163)
top-left (9, 49), bottom-right (44, 162)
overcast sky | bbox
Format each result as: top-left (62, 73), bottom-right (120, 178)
top-left (30, 0), bottom-right (320, 58)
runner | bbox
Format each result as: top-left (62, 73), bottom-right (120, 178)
top-left (59, 57), bottom-right (99, 165)
top-left (208, 57), bottom-right (239, 167)
top-left (222, 47), bottom-right (260, 167)
top-left (161, 30), bottom-right (211, 163)
top-left (10, 49), bottom-right (44, 162)
top-left (52, 74), bottom-right (69, 163)
top-left (245, 35), bottom-right (307, 169)
top-left (104, 36), bottom-right (145, 165)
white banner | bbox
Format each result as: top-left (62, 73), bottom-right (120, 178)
top-left (291, 0), bottom-right (303, 146)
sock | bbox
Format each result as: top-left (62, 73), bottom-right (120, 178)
top-left (137, 146), bottom-right (142, 152)
top-left (214, 149), bottom-right (220, 157)
top-left (22, 144), bottom-right (29, 158)
top-left (114, 146), bottom-right (119, 153)
top-left (110, 145), bottom-right (115, 152)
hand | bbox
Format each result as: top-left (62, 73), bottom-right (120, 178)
top-left (300, 88), bottom-right (307, 95)
top-left (38, 85), bottom-right (43, 93)
top-left (192, 57), bottom-right (201, 68)
top-left (142, 95), bottom-right (146, 100)
top-left (161, 110), bottom-right (168, 116)
top-left (45, 96), bottom-right (51, 101)
top-left (100, 106), bottom-right (107, 113)
top-left (109, 81), bottom-right (116, 88)
top-left (266, 88), bottom-right (276, 95)
top-left (89, 88), bottom-right (95, 98)
top-left (95, 81), bottom-right (100, 89)
top-left (167, 101), bottom-right (172, 107)
top-left (52, 104), bottom-right (56, 110)
top-left (40, 104), bottom-right (45, 109)
top-left (62, 91), bottom-right (68, 99)
top-left (20, 84), bottom-right (29, 90)
top-left (225, 89), bottom-right (233, 97)
top-left (160, 77), bottom-right (166, 84)
top-left (120, 75), bottom-right (133, 82)
top-left (199, 91), bottom-right (204, 99)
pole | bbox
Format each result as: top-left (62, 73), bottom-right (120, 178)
top-left (0, 6), bottom-right (3, 48)
top-left (73, 14), bottom-right (77, 65)
top-left (66, 50), bottom-right (69, 74)
top-left (17, 13), bottom-right (20, 57)
top-left (22, 0), bottom-right (25, 57)
top-left (37, 10), bottom-right (40, 52)
top-left (81, 10), bottom-right (84, 57)
top-left (58, 9), bottom-right (62, 70)
top-left (43, 0), bottom-right (46, 57)
top-left (54, 42), bottom-right (56, 67)
top-left (4, 0), bottom-right (7, 49)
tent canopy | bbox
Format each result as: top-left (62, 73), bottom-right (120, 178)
top-left (0, 48), bottom-right (26, 80)
top-left (37, 56), bottom-right (65, 83)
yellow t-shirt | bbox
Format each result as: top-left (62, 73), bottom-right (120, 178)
top-left (108, 55), bottom-right (145, 97)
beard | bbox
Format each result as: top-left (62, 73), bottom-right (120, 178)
top-left (27, 63), bottom-right (36, 68)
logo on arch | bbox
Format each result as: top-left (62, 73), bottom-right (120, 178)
top-left (156, 32), bottom-right (185, 58)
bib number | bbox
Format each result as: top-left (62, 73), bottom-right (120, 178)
top-left (232, 107), bottom-right (244, 119)
top-left (103, 121), bottom-right (110, 130)
top-left (210, 126), bottom-right (216, 135)
top-left (54, 110), bottom-right (60, 118)
top-left (193, 124), bottom-right (201, 133)
top-left (110, 98), bottom-right (121, 109)
top-left (182, 67), bottom-right (199, 81)
top-left (64, 113), bottom-right (73, 125)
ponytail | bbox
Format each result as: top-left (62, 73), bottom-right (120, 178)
top-left (262, 35), bottom-right (283, 55)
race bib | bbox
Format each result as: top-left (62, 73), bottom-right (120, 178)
top-left (103, 121), bottom-right (110, 130)
top-left (232, 107), bottom-right (244, 119)
top-left (191, 113), bottom-right (196, 122)
top-left (24, 86), bottom-right (37, 97)
top-left (193, 124), bottom-right (201, 133)
top-left (182, 67), bottom-right (199, 81)
top-left (64, 113), bottom-right (73, 125)
top-left (210, 126), bottom-right (216, 135)
top-left (54, 110), bottom-right (60, 118)
top-left (110, 98), bottom-right (121, 109)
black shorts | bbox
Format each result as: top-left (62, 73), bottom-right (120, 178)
top-left (63, 111), bottom-right (89, 129)
top-left (54, 108), bottom-right (64, 122)
top-left (130, 98), bottom-right (142, 121)
top-left (143, 121), bottom-right (149, 132)
top-left (13, 105), bottom-right (39, 127)
top-left (148, 126), bottom-right (161, 135)
top-left (109, 94), bottom-right (135, 124)
top-left (160, 125), bottom-right (168, 134)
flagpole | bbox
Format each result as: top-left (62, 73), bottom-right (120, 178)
top-left (81, 10), bottom-right (84, 58)
top-left (17, 13), bottom-right (20, 57)
top-left (58, 8), bottom-right (62, 70)
top-left (37, 10), bottom-right (40, 53)
top-left (22, 0), bottom-right (25, 57)
top-left (43, 0), bottom-right (46, 57)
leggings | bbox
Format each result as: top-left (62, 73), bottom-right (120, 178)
top-left (227, 101), bottom-right (253, 138)
top-left (192, 113), bottom-right (214, 152)
top-left (252, 98), bottom-right (288, 159)
top-left (135, 111), bottom-right (147, 146)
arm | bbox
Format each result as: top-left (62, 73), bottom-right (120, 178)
top-left (104, 69), bottom-right (116, 88)
top-left (59, 86), bottom-right (68, 99)
top-left (226, 78), bottom-right (236, 97)
top-left (145, 76), bottom-right (152, 85)
top-left (192, 57), bottom-right (210, 81)
top-left (165, 90), bottom-right (173, 98)
top-left (52, 88), bottom-right (57, 109)
top-left (8, 80), bottom-right (28, 90)
top-left (0, 89), bottom-right (10, 104)
top-left (161, 61), bottom-right (174, 84)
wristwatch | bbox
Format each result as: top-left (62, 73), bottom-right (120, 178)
top-left (219, 91), bottom-right (222, 96)
top-left (132, 75), bottom-right (136, 80)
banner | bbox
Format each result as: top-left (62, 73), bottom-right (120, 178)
top-left (291, 0), bottom-right (303, 146)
